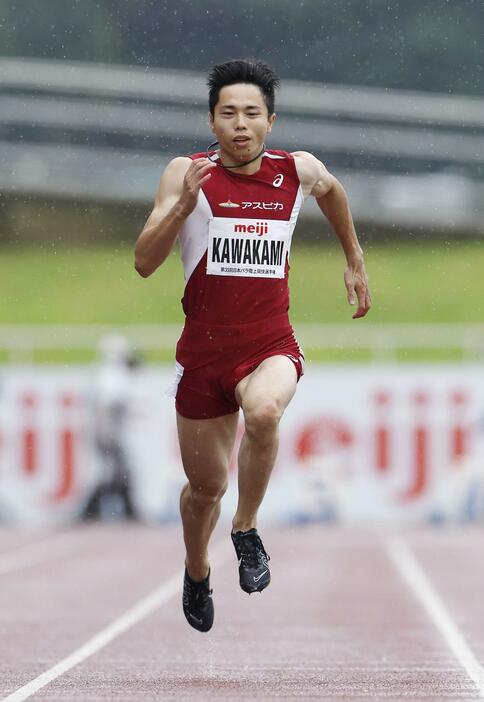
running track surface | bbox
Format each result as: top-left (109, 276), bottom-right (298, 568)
top-left (1, 523), bottom-right (484, 701)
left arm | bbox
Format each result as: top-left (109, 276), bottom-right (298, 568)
top-left (293, 151), bottom-right (372, 319)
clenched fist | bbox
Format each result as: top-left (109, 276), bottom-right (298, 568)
top-left (178, 158), bottom-right (217, 216)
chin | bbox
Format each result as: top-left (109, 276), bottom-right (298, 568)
top-left (232, 145), bottom-right (258, 159)
top-left (223, 149), bottom-right (249, 162)
top-left (235, 150), bottom-right (252, 161)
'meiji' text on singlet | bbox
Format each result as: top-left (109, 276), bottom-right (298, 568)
top-left (178, 150), bottom-right (304, 325)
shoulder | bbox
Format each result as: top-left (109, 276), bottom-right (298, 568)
top-left (154, 156), bottom-right (191, 204)
top-left (262, 150), bottom-right (302, 187)
top-left (291, 151), bottom-right (333, 198)
top-left (264, 149), bottom-right (293, 159)
top-left (163, 156), bottom-right (192, 178)
top-left (263, 149), bottom-right (297, 170)
top-left (159, 156), bottom-right (191, 187)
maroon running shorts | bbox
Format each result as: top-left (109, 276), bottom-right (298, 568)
top-left (171, 313), bottom-right (305, 420)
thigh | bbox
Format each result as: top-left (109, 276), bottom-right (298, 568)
top-left (234, 355), bottom-right (298, 415)
top-left (176, 368), bottom-right (240, 420)
top-left (176, 411), bottom-right (239, 489)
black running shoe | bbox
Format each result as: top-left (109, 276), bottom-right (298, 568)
top-left (182, 568), bottom-right (214, 632)
top-left (231, 528), bottom-right (271, 594)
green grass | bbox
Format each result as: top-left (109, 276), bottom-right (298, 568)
top-left (289, 239), bottom-right (484, 324)
top-left (1, 240), bottom-right (482, 363)
top-left (1, 240), bottom-right (483, 325)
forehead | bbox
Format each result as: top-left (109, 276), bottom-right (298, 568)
top-left (216, 83), bottom-right (267, 110)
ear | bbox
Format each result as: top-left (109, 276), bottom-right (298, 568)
top-left (208, 112), bottom-right (215, 133)
top-left (267, 113), bottom-right (276, 134)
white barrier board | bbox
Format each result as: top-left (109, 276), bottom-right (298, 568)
top-left (0, 364), bottom-right (483, 524)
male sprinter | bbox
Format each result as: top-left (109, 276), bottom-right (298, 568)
top-left (134, 59), bottom-right (371, 632)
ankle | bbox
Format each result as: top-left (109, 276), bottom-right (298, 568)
top-left (232, 519), bottom-right (256, 533)
top-left (185, 559), bottom-right (210, 582)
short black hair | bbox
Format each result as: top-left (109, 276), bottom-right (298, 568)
top-left (207, 59), bottom-right (280, 116)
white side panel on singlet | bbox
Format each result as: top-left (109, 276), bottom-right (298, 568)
top-left (287, 185), bottom-right (304, 259)
top-left (177, 189), bottom-right (212, 283)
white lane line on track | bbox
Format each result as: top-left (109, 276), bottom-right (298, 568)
top-left (387, 536), bottom-right (484, 698)
top-left (0, 530), bottom-right (84, 576)
top-left (0, 538), bottom-right (232, 702)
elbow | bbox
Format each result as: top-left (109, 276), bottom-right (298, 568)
top-left (134, 260), bottom-right (152, 278)
top-left (134, 245), bottom-right (169, 277)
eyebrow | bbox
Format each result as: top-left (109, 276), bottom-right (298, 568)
top-left (219, 104), bottom-right (262, 110)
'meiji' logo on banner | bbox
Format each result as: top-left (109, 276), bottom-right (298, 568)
top-left (233, 222), bottom-right (268, 236)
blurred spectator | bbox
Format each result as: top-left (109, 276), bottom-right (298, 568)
top-left (82, 333), bottom-right (142, 521)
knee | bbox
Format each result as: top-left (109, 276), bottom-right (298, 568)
top-left (189, 479), bottom-right (228, 508)
top-left (244, 401), bottom-right (282, 439)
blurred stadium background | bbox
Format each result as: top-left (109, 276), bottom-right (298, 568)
top-left (0, 0), bottom-right (483, 526)
top-left (4, 3), bottom-right (484, 700)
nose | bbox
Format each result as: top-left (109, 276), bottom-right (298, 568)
top-left (234, 113), bottom-right (247, 130)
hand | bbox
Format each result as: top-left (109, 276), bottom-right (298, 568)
top-left (344, 258), bottom-right (372, 319)
top-left (178, 158), bottom-right (216, 216)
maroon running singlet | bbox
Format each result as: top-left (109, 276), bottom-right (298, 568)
top-left (171, 149), bottom-right (306, 419)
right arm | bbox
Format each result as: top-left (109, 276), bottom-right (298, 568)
top-left (134, 156), bottom-right (216, 277)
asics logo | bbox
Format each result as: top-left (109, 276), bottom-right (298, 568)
top-left (253, 570), bottom-right (268, 583)
top-left (273, 174), bottom-right (284, 187)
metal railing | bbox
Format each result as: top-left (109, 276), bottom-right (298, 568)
top-left (0, 324), bottom-right (483, 363)
top-left (2, 58), bottom-right (484, 232)
top-left (2, 58), bottom-right (484, 127)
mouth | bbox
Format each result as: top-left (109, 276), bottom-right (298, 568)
top-left (233, 136), bottom-right (250, 145)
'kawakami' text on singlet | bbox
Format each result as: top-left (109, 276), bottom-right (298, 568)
top-left (207, 216), bottom-right (291, 278)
